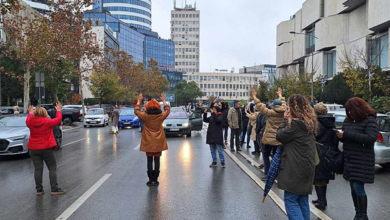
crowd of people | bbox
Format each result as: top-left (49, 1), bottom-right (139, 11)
top-left (200, 89), bottom-right (379, 220)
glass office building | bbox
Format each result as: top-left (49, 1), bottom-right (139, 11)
top-left (145, 36), bottom-right (175, 70)
top-left (93, 0), bottom-right (152, 31)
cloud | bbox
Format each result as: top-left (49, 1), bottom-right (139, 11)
top-left (152, 0), bottom-right (304, 72)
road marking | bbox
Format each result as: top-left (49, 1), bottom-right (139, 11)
top-left (62, 138), bottom-right (86, 147)
top-left (224, 149), bottom-right (286, 214)
top-left (63, 127), bottom-right (81, 132)
top-left (133, 143), bottom-right (140, 150)
top-left (55, 174), bottom-right (112, 220)
top-left (235, 151), bottom-right (332, 220)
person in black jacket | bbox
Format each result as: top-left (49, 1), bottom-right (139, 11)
top-left (47, 103), bottom-right (62, 151)
top-left (337, 97), bottom-right (379, 220)
top-left (221, 102), bottom-right (230, 147)
top-left (240, 104), bottom-right (249, 147)
top-left (203, 105), bottom-right (225, 168)
top-left (312, 103), bottom-right (339, 210)
top-left (253, 112), bottom-right (267, 155)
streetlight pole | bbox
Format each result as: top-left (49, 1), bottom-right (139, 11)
top-left (289, 31), bottom-right (318, 103)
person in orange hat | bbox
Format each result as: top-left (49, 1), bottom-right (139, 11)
top-left (134, 93), bottom-right (170, 186)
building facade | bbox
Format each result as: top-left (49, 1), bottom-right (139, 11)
top-left (239, 64), bottom-right (277, 85)
top-left (144, 36), bottom-right (175, 69)
top-left (93, 0), bottom-right (152, 31)
top-left (184, 72), bottom-right (264, 102)
top-left (276, 0), bottom-right (390, 80)
top-left (171, 2), bottom-right (200, 73)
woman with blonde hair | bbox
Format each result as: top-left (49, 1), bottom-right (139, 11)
top-left (276, 94), bottom-right (318, 220)
top-left (135, 93), bottom-right (170, 186)
top-left (26, 103), bottom-right (65, 195)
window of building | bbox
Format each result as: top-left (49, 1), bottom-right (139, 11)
top-left (186, 14), bottom-right (188, 18)
top-left (323, 51), bottom-right (336, 78)
top-left (305, 29), bottom-right (316, 55)
top-left (222, 84), bottom-right (225, 89)
top-left (370, 34), bottom-right (389, 69)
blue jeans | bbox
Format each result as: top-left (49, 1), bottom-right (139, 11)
top-left (350, 181), bottom-right (366, 196)
top-left (210, 144), bottom-right (225, 163)
top-left (284, 191), bottom-right (310, 220)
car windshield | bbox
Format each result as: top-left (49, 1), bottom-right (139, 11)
top-left (0, 116), bottom-right (27, 127)
top-left (87, 109), bottom-right (103, 115)
top-left (377, 116), bottom-right (390, 132)
top-left (120, 109), bottom-right (134, 116)
top-left (167, 111), bottom-right (188, 119)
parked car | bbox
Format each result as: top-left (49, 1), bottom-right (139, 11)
top-left (0, 114), bottom-right (62, 156)
top-left (0, 106), bottom-right (24, 115)
top-left (332, 111), bottom-right (390, 168)
top-left (324, 103), bottom-right (345, 112)
top-left (83, 108), bottom-right (109, 127)
top-left (162, 107), bottom-right (202, 137)
top-left (118, 108), bottom-right (139, 129)
top-left (63, 105), bottom-right (88, 116)
top-left (41, 104), bottom-right (80, 126)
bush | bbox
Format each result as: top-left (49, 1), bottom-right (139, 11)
top-left (371, 96), bottom-right (390, 114)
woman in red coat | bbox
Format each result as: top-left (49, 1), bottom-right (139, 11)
top-left (26, 103), bottom-right (65, 195)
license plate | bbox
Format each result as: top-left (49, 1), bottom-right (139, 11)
top-left (124, 122), bottom-right (130, 125)
top-left (170, 128), bottom-right (179, 131)
top-left (89, 121), bottom-right (96, 124)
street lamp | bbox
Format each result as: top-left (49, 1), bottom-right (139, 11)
top-left (289, 31), bottom-right (318, 103)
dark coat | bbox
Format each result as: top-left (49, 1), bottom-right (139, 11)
top-left (222, 108), bottom-right (229, 128)
top-left (315, 114), bottom-right (339, 181)
top-left (276, 119), bottom-right (317, 195)
top-left (255, 113), bottom-right (267, 148)
top-left (203, 112), bottom-right (224, 145)
top-left (341, 116), bottom-right (379, 184)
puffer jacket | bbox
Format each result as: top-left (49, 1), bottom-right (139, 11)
top-left (246, 112), bottom-right (259, 141)
top-left (254, 97), bottom-right (286, 146)
top-left (227, 107), bottom-right (242, 129)
top-left (277, 119), bottom-right (317, 195)
top-left (341, 116), bottom-right (379, 183)
top-left (315, 114), bottom-right (339, 181)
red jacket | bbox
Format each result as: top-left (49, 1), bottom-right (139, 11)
top-left (26, 111), bottom-right (62, 150)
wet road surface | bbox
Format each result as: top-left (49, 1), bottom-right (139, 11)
top-left (1, 123), bottom-right (390, 220)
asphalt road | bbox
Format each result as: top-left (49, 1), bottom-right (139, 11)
top-left (0, 123), bottom-right (390, 220)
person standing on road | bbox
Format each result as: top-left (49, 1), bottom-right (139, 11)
top-left (312, 103), bottom-right (339, 210)
top-left (26, 103), bottom-right (66, 196)
top-left (245, 104), bottom-right (259, 151)
top-left (253, 111), bottom-right (267, 156)
top-left (337, 97), bottom-right (379, 220)
top-left (252, 88), bottom-right (286, 181)
top-left (203, 105), bottom-right (225, 168)
top-left (240, 104), bottom-right (249, 148)
top-left (186, 102), bottom-right (192, 113)
top-left (221, 102), bottom-right (230, 148)
top-left (276, 94), bottom-right (318, 220)
top-left (111, 105), bottom-right (119, 134)
top-left (135, 93), bottom-right (170, 186)
top-left (228, 101), bottom-right (242, 152)
top-left (13, 105), bottom-right (20, 114)
top-left (48, 103), bottom-right (62, 151)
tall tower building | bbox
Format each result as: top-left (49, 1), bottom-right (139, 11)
top-left (171, 1), bottom-right (200, 73)
top-left (93, 0), bottom-right (152, 31)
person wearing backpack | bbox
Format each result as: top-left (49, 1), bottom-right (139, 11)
top-left (253, 111), bottom-right (267, 155)
top-left (312, 103), bottom-right (339, 210)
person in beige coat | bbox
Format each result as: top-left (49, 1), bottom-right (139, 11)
top-left (245, 106), bottom-right (259, 147)
top-left (252, 88), bottom-right (286, 181)
top-left (135, 93), bottom-right (170, 186)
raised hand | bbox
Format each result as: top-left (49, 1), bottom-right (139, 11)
top-left (137, 94), bottom-right (143, 104)
top-left (28, 105), bottom-right (34, 113)
top-left (161, 93), bottom-right (166, 104)
top-left (277, 87), bottom-right (283, 98)
top-left (55, 102), bottom-right (62, 111)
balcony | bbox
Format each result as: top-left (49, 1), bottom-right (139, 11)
top-left (341, 0), bottom-right (366, 13)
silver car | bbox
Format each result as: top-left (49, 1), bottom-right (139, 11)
top-left (163, 107), bottom-right (203, 137)
top-left (0, 114), bottom-right (31, 155)
top-left (333, 111), bottom-right (390, 168)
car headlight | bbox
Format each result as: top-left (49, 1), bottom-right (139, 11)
top-left (162, 123), bottom-right (166, 127)
top-left (10, 135), bottom-right (26, 141)
top-left (132, 116), bottom-right (139, 121)
top-left (183, 123), bottom-right (189, 127)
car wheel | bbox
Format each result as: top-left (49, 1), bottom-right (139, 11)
top-left (63, 117), bottom-right (72, 126)
top-left (379, 163), bottom-right (390, 168)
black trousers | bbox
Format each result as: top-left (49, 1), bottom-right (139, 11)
top-left (230, 128), bottom-right (241, 150)
top-left (222, 127), bottom-right (228, 141)
top-left (29, 148), bottom-right (58, 191)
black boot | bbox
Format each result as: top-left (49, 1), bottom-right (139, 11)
top-left (352, 191), bottom-right (360, 220)
top-left (146, 171), bottom-right (154, 186)
top-left (312, 186), bottom-right (320, 205)
top-left (314, 186), bottom-right (326, 210)
top-left (153, 171), bottom-right (160, 186)
top-left (357, 196), bottom-right (368, 220)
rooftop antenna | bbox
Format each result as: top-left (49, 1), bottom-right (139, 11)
top-left (174, 0), bottom-right (176, 9)
top-left (194, 2), bottom-right (196, 9)
top-left (185, 0), bottom-right (187, 9)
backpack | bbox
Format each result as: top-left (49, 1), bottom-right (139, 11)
top-left (316, 142), bottom-right (344, 174)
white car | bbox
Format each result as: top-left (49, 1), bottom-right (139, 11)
top-left (83, 108), bottom-right (109, 127)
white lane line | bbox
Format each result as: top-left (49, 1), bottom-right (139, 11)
top-left (63, 127), bottom-right (81, 132)
top-left (133, 143), bottom-right (140, 150)
top-left (55, 174), bottom-right (112, 220)
top-left (224, 149), bottom-right (286, 214)
top-left (62, 138), bottom-right (86, 147)
top-left (236, 151), bottom-right (332, 220)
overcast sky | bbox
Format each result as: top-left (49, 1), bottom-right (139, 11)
top-left (151, 0), bottom-right (305, 72)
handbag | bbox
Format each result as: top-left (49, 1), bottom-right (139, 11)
top-left (316, 142), bottom-right (344, 174)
